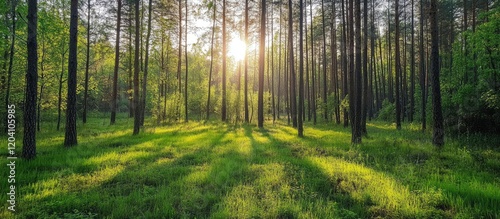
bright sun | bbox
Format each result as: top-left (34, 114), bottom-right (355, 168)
top-left (228, 39), bottom-right (246, 61)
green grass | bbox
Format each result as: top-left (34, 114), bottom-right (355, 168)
top-left (1, 114), bottom-right (500, 218)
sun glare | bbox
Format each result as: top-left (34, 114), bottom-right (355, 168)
top-left (228, 39), bottom-right (246, 61)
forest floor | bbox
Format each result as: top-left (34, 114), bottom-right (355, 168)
top-left (1, 114), bottom-right (500, 218)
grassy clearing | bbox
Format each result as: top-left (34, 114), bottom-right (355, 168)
top-left (1, 114), bottom-right (499, 218)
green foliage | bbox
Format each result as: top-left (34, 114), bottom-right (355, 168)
top-left (445, 6), bottom-right (500, 133)
top-left (377, 99), bottom-right (395, 122)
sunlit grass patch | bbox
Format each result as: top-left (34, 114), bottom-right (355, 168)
top-left (1, 115), bottom-right (499, 218)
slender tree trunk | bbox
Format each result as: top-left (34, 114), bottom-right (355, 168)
top-left (361, 0), bottom-right (368, 134)
top-left (289, 0), bottom-right (297, 128)
top-left (349, 0), bottom-right (355, 133)
top-left (409, 0), bottom-right (415, 122)
top-left (277, 0), bottom-right (282, 120)
top-left (298, 0), bottom-right (304, 136)
top-left (132, 0), bottom-right (141, 135)
top-left (184, 0), bottom-right (188, 122)
top-left (387, 3), bottom-right (394, 103)
top-left (271, 2), bottom-right (276, 122)
top-left (311, 0), bottom-right (317, 125)
top-left (57, 47), bottom-right (65, 131)
top-left (331, 1), bottom-right (340, 124)
top-left (321, 0), bottom-right (328, 121)
top-left (352, 0), bottom-right (362, 143)
top-left (430, 0), bottom-right (444, 146)
top-left (341, 0), bottom-right (348, 127)
top-left (395, 0), bottom-right (402, 130)
top-left (222, 0), bottom-right (228, 122)
top-left (111, 0), bottom-right (122, 125)
top-left (420, 0), bottom-right (426, 131)
top-left (258, 0), bottom-right (266, 128)
top-left (177, 0), bottom-right (182, 120)
top-left (142, 0), bottom-right (153, 125)
top-left (83, 0), bottom-right (91, 124)
top-left (38, 39), bottom-right (46, 132)
top-left (371, 0), bottom-right (379, 114)
top-left (208, 0), bottom-right (217, 121)
top-left (305, 3), bottom-right (310, 122)
top-left (128, 15), bottom-right (134, 118)
top-left (23, 0), bottom-right (38, 159)
top-left (64, 0), bottom-right (78, 146)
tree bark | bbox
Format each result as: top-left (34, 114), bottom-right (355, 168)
top-left (321, 0), bottom-right (328, 121)
top-left (420, 0), bottom-right (426, 131)
top-left (395, 0), bottom-right (402, 130)
top-left (64, 0), bottom-right (79, 146)
top-left (132, 0), bottom-right (141, 135)
top-left (184, 0), bottom-right (188, 122)
top-left (23, 0), bottom-right (38, 159)
top-left (111, 0), bottom-right (122, 125)
top-left (222, 0), bottom-right (227, 122)
top-left (83, 0), bottom-right (91, 124)
top-left (289, 0), bottom-right (297, 128)
top-left (258, 0), bottom-right (266, 128)
top-left (208, 0), bottom-right (217, 121)
top-left (361, 0), bottom-right (368, 134)
top-left (298, 0), bottom-right (304, 137)
top-left (430, 0), bottom-right (444, 146)
top-left (409, 0), bottom-right (415, 122)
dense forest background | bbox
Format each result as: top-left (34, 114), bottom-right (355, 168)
top-left (1, 0), bottom-right (500, 150)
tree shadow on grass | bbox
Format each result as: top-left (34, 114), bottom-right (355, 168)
top-left (17, 124), bottom-right (261, 218)
top-left (239, 125), bottom-right (369, 218)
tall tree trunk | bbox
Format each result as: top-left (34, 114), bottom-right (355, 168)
top-left (348, 0), bottom-right (355, 133)
top-left (57, 46), bottom-right (65, 131)
top-left (361, 0), bottom-right (368, 134)
top-left (409, 0), bottom-right (415, 122)
top-left (23, 0), bottom-right (38, 159)
top-left (387, 3), bottom-right (393, 103)
top-left (177, 0), bottom-right (182, 120)
top-left (140, 0), bottom-right (153, 126)
top-left (420, 0), bottom-right (426, 131)
top-left (38, 39), bottom-right (46, 132)
top-left (258, 0), bottom-right (266, 128)
top-left (430, 0), bottom-right (444, 146)
top-left (298, 0), bottom-right (304, 136)
top-left (305, 2), bottom-right (310, 122)
top-left (395, 0), bottom-right (402, 130)
top-left (128, 15), bottom-right (134, 118)
top-left (208, 0), bottom-right (217, 121)
top-left (341, 0), bottom-right (348, 127)
top-left (132, 0), bottom-right (141, 135)
top-left (289, 0), bottom-right (297, 128)
top-left (321, 0), bottom-right (328, 121)
top-left (277, 0), bottom-right (282, 120)
top-left (331, 1), bottom-right (340, 124)
top-left (83, 0), bottom-right (91, 124)
top-left (65, 0), bottom-right (79, 146)
top-left (184, 0), bottom-right (188, 122)
top-left (352, 0), bottom-right (362, 143)
top-left (111, 0), bottom-right (122, 125)
top-left (310, 0), bottom-right (317, 125)
top-left (272, 8), bottom-right (276, 123)
top-left (222, 0), bottom-right (227, 122)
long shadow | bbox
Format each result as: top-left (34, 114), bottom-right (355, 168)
top-left (243, 125), bottom-right (370, 218)
top-left (18, 124), bottom-right (263, 218)
top-left (273, 122), bottom-right (500, 218)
